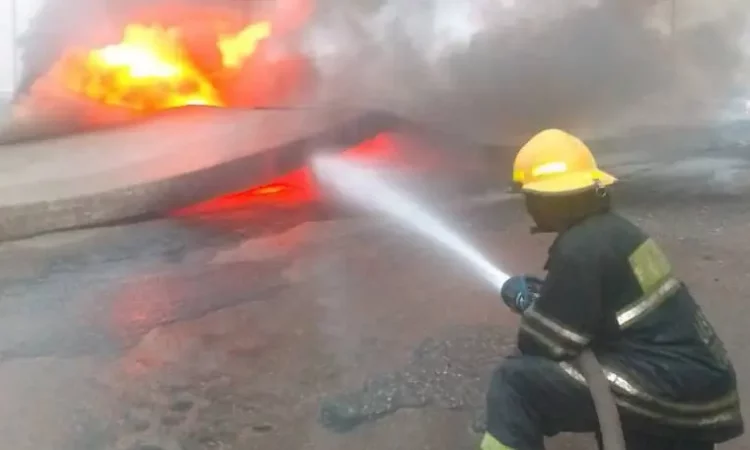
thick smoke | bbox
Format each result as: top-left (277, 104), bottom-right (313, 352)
top-left (16, 0), bottom-right (750, 143)
top-left (304, 0), bottom-right (750, 142)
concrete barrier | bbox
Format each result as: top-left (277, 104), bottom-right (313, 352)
top-left (0, 107), bottom-right (404, 242)
top-left (5, 103), bottom-right (739, 242)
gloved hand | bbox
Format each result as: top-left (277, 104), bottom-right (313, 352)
top-left (501, 275), bottom-right (544, 314)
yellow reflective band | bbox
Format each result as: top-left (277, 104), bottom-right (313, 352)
top-left (531, 161), bottom-right (567, 177)
top-left (603, 368), bottom-right (739, 413)
top-left (558, 361), bottom-right (586, 383)
top-left (480, 433), bottom-right (515, 450)
top-left (558, 362), bottom-right (742, 427)
top-left (520, 320), bottom-right (573, 358)
top-left (628, 239), bottom-right (672, 293)
top-left (614, 399), bottom-right (740, 427)
top-left (525, 305), bottom-right (591, 346)
top-left (617, 277), bottom-right (680, 329)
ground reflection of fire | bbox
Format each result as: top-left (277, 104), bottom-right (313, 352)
top-left (173, 133), bottom-right (406, 215)
top-left (20, 2), bottom-right (313, 117)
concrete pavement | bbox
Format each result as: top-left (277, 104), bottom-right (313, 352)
top-left (0, 124), bottom-right (748, 449)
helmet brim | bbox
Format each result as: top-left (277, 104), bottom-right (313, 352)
top-left (521, 169), bottom-right (617, 195)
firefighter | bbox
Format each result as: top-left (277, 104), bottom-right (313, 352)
top-left (482, 129), bottom-right (743, 450)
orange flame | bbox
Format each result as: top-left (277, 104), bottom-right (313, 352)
top-left (219, 22), bottom-right (273, 69)
top-left (28, 9), bottom-right (303, 116)
top-left (18, 1), bottom-right (316, 124)
top-left (66, 24), bottom-right (224, 111)
top-left (46, 20), bottom-right (278, 113)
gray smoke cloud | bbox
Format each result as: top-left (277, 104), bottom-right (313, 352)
top-left (304, 0), bottom-right (750, 143)
top-left (16, 0), bottom-right (750, 144)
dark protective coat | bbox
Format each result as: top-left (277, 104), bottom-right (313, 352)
top-left (484, 211), bottom-right (743, 450)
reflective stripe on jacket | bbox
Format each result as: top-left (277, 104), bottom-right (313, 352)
top-left (516, 212), bottom-right (742, 441)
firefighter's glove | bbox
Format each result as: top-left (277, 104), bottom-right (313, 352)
top-left (501, 275), bottom-right (544, 314)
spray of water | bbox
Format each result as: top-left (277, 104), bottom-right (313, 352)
top-left (312, 154), bottom-right (510, 291)
top-left (312, 154), bottom-right (631, 450)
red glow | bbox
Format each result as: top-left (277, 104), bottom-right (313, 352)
top-left (173, 132), bottom-right (403, 215)
top-left (341, 132), bottom-right (403, 165)
top-left (249, 184), bottom-right (290, 196)
top-left (16, 1), bottom-right (313, 121)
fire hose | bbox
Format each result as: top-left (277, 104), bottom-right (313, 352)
top-left (501, 276), bottom-right (626, 450)
top-left (578, 349), bottom-right (627, 450)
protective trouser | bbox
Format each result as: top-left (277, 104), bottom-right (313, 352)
top-left (482, 356), bottom-right (715, 450)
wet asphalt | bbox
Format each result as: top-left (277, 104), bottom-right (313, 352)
top-left (0, 133), bottom-right (749, 449)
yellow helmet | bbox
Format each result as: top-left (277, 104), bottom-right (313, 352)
top-left (512, 129), bottom-right (617, 195)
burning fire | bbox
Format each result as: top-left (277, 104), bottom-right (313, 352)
top-left (61, 24), bottom-right (229, 110)
top-left (23, 3), bottom-right (310, 116)
top-left (219, 22), bottom-right (273, 69)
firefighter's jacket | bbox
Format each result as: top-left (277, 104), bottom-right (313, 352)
top-left (518, 211), bottom-right (743, 442)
